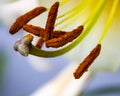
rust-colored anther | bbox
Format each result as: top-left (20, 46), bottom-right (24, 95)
top-left (23, 24), bottom-right (66, 38)
top-left (73, 44), bottom-right (101, 79)
top-left (35, 38), bottom-right (44, 48)
top-left (43, 2), bottom-right (59, 41)
top-left (23, 24), bottom-right (44, 37)
top-left (9, 7), bottom-right (46, 34)
top-left (51, 30), bottom-right (66, 38)
top-left (46, 25), bottom-right (83, 48)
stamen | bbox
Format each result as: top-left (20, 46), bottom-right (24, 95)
top-left (43, 2), bottom-right (59, 41)
top-left (73, 44), bottom-right (101, 79)
top-left (9, 0), bottom-right (120, 80)
top-left (23, 24), bottom-right (44, 37)
top-left (23, 24), bottom-right (66, 38)
top-left (10, 1), bottom-right (106, 59)
top-left (46, 25), bottom-right (83, 48)
top-left (35, 38), bottom-right (44, 49)
top-left (51, 30), bottom-right (66, 38)
top-left (9, 7), bottom-right (46, 34)
top-left (98, 0), bottom-right (119, 43)
top-left (29, 0), bottom-right (106, 58)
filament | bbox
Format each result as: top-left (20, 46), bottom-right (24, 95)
top-left (56, 0), bottom-right (93, 29)
top-left (60, 0), bottom-right (69, 6)
top-left (98, 0), bottom-right (119, 43)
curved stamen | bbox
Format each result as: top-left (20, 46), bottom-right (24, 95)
top-left (29, 0), bottom-right (106, 58)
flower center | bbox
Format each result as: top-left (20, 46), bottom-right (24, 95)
top-left (9, 0), bottom-right (119, 79)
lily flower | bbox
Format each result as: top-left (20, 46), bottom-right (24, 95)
top-left (11, 0), bottom-right (120, 73)
top-left (1, 0), bottom-right (120, 95)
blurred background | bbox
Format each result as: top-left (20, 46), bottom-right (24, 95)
top-left (0, 0), bottom-right (120, 96)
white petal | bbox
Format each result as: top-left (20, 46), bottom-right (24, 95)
top-left (0, 0), bottom-right (38, 26)
top-left (31, 62), bottom-right (90, 96)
